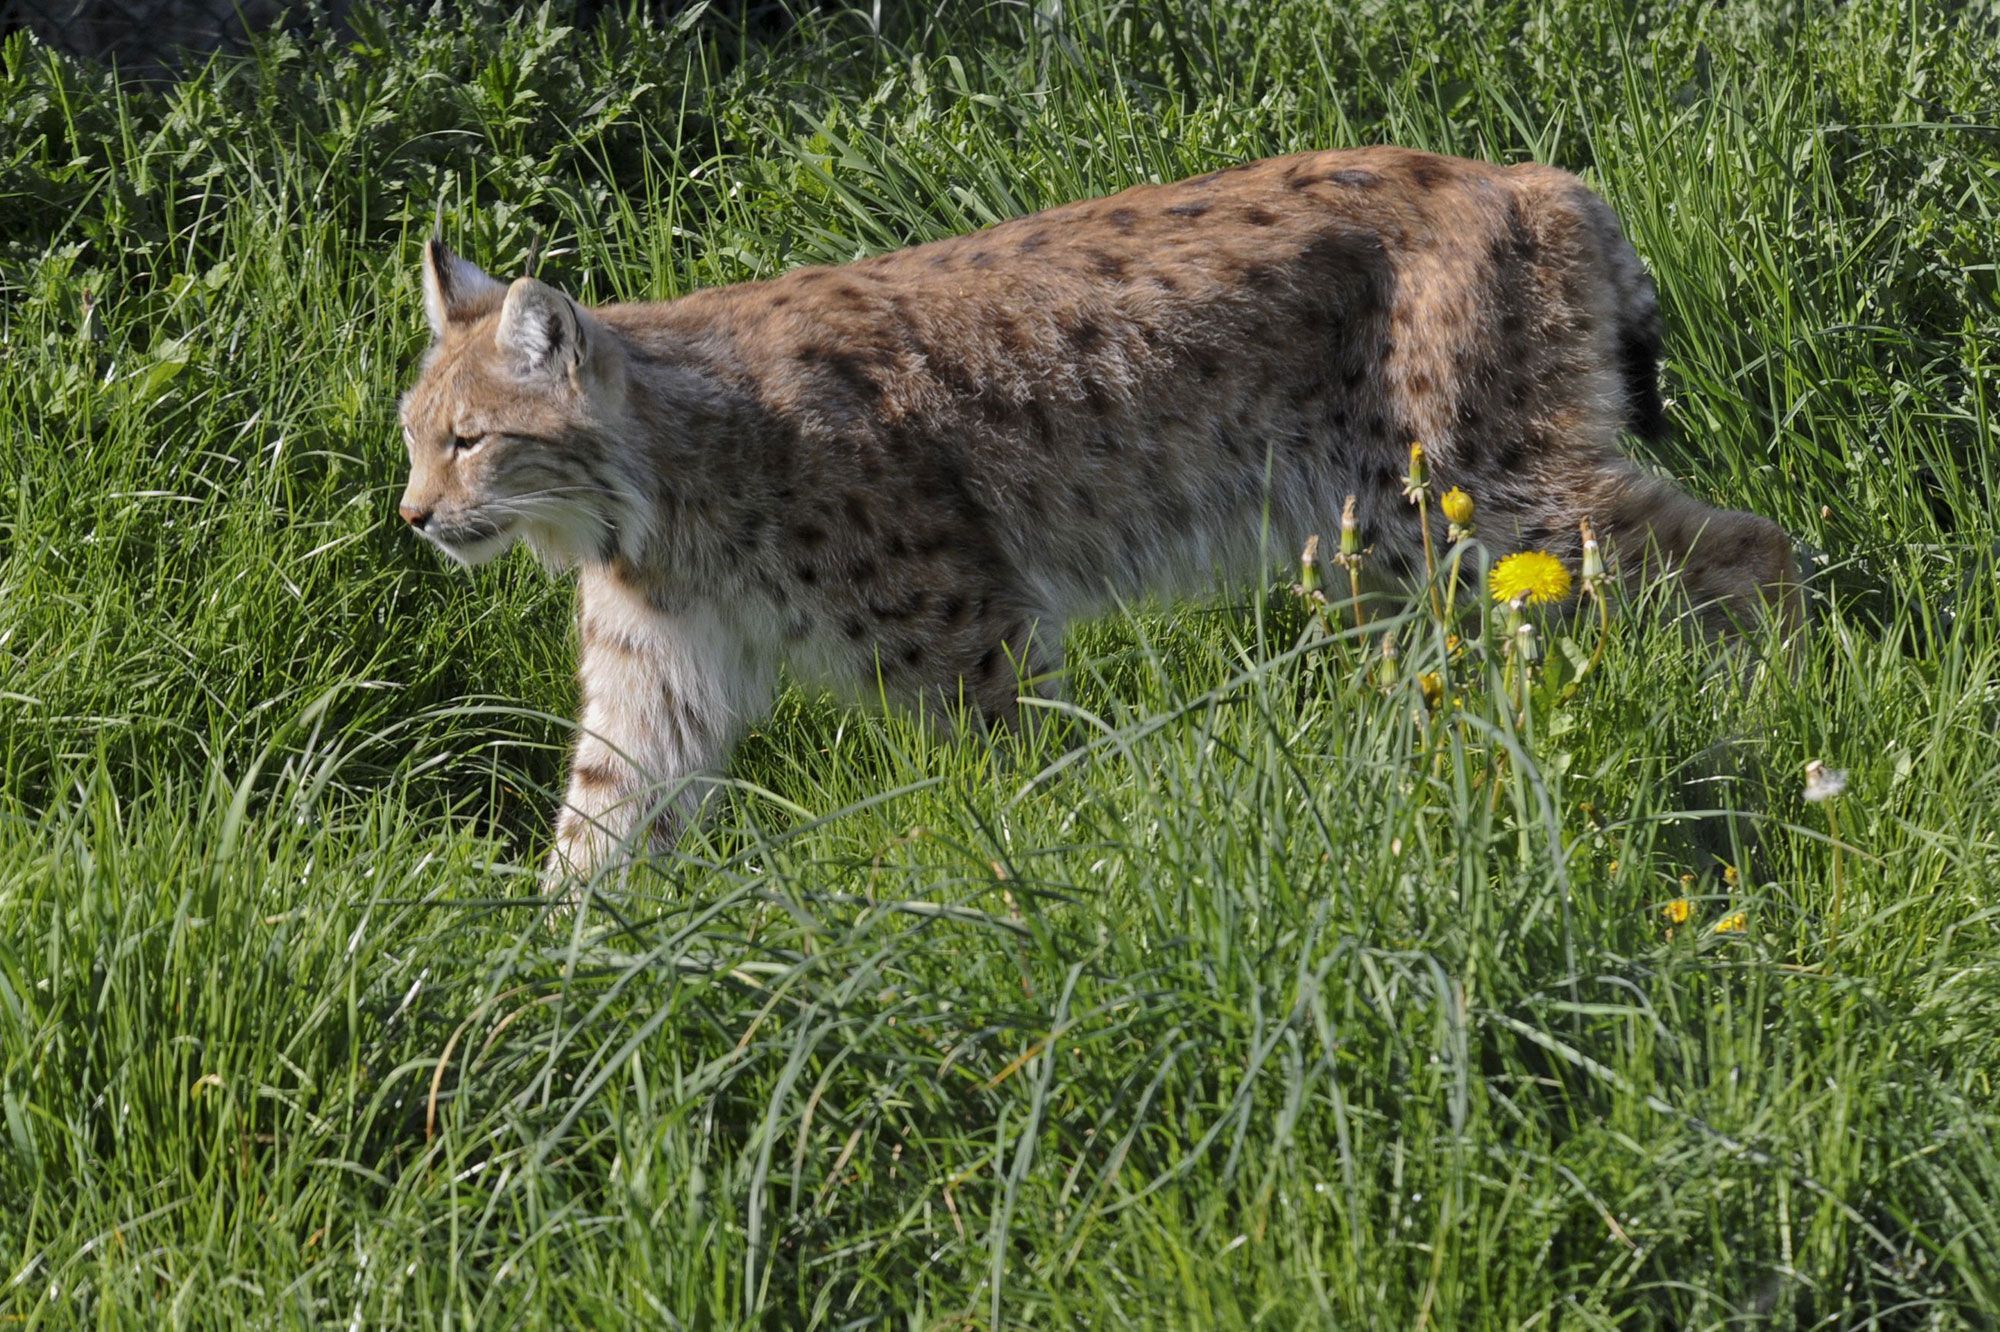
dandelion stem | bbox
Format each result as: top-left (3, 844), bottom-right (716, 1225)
top-left (1443, 545), bottom-right (1464, 624)
top-left (1560, 518), bottom-right (1610, 700)
top-left (1559, 591), bottom-right (1612, 701)
top-left (1417, 501), bottom-right (1445, 624)
top-left (1404, 445), bottom-right (1446, 624)
top-left (1587, 589), bottom-right (1610, 676)
top-left (1336, 494), bottom-right (1366, 630)
top-left (1439, 487), bottom-right (1475, 627)
top-left (1805, 759), bottom-right (1850, 952)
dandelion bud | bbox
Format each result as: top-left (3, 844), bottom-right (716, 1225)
top-left (80, 288), bottom-right (104, 345)
top-left (1376, 633), bottom-right (1401, 689)
top-left (1402, 442), bottom-right (1429, 504)
top-left (1441, 486), bottom-right (1475, 537)
top-left (1579, 517), bottom-right (1604, 589)
top-left (1336, 490), bottom-right (1368, 568)
top-left (1297, 533), bottom-right (1324, 597)
top-left (1441, 487), bottom-right (1473, 526)
top-left (1331, 494), bottom-right (1369, 626)
top-left (1513, 620), bottom-right (1539, 665)
top-left (1418, 671), bottom-right (1443, 710)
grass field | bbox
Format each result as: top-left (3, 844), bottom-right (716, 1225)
top-left (3, 0), bottom-right (1998, 1325)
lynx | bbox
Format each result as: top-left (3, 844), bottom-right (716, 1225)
top-left (397, 146), bottom-right (1795, 882)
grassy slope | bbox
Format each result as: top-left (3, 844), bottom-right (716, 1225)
top-left (1, 0), bottom-right (1997, 1325)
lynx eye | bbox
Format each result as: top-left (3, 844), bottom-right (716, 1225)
top-left (449, 433), bottom-right (486, 455)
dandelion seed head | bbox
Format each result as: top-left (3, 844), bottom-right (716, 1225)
top-left (1804, 760), bottom-right (1848, 803)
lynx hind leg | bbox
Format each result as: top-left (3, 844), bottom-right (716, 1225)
top-left (933, 613), bottom-right (1065, 735)
top-left (1583, 463), bottom-right (1800, 634)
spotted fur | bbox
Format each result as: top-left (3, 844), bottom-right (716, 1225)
top-left (396, 146), bottom-right (1796, 883)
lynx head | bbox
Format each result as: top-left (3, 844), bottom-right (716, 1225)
top-left (397, 240), bottom-right (635, 567)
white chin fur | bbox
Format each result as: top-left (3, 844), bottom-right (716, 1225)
top-left (431, 527), bottom-right (518, 567)
top-left (523, 512), bottom-right (617, 570)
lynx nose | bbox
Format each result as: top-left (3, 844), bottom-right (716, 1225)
top-left (399, 502), bottom-right (432, 529)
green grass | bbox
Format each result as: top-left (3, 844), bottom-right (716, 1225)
top-left (3, 0), bottom-right (1998, 1325)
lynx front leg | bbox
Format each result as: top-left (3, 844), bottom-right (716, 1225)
top-left (546, 584), bottom-right (771, 887)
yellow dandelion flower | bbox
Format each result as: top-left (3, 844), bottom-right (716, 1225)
top-left (1663, 897), bottom-right (1692, 925)
top-left (1419, 671), bottom-right (1443, 709)
top-left (1441, 487), bottom-right (1475, 527)
top-left (1712, 910), bottom-right (1747, 935)
top-left (1490, 551), bottom-right (1573, 605)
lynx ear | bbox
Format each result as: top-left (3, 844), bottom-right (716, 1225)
top-left (495, 277), bottom-right (587, 378)
top-left (421, 239), bottom-right (506, 337)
